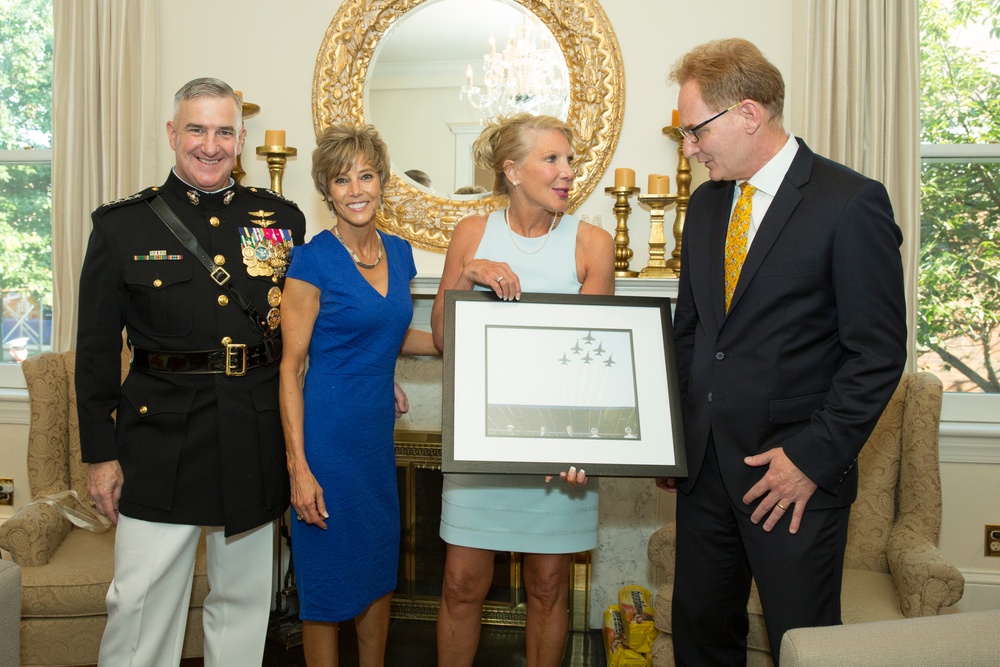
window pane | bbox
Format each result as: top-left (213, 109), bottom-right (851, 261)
top-left (0, 162), bottom-right (52, 362)
top-left (0, 0), bottom-right (53, 150)
top-left (917, 161), bottom-right (1000, 393)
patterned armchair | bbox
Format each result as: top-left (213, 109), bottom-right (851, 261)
top-left (647, 372), bottom-right (964, 667)
top-left (0, 350), bottom-right (207, 667)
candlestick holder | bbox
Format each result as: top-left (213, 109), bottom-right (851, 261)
top-left (255, 144), bottom-right (298, 195)
top-left (232, 100), bottom-right (261, 184)
top-left (605, 186), bottom-right (640, 277)
top-left (661, 125), bottom-right (693, 275)
top-left (637, 193), bottom-right (678, 277)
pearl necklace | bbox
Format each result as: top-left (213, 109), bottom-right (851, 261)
top-left (333, 226), bottom-right (382, 269)
top-left (504, 208), bottom-right (558, 255)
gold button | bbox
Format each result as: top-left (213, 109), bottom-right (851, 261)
top-left (214, 254), bottom-right (226, 266)
top-left (153, 279), bottom-right (163, 288)
top-left (151, 187), bottom-right (159, 191)
top-left (139, 406), bottom-right (148, 415)
top-left (218, 295), bottom-right (229, 306)
top-left (221, 336), bottom-right (232, 346)
top-left (210, 216), bottom-right (221, 227)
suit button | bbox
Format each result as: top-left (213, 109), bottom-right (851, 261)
top-left (139, 406), bottom-right (148, 415)
top-left (210, 216), bottom-right (221, 227)
top-left (716, 352), bottom-right (725, 360)
top-left (152, 279), bottom-right (162, 288)
top-left (218, 295), bottom-right (229, 306)
top-left (708, 392), bottom-right (713, 402)
top-left (221, 336), bottom-right (232, 345)
top-left (214, 254), bottom-right (226, 265)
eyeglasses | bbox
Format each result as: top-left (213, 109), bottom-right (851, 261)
top-left (677, 102), bottom-right (740, 143)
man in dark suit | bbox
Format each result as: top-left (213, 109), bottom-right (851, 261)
top-left (661, 39), bottom-right (907, 665)
top-left (76, 77), bottom-right (306, 666)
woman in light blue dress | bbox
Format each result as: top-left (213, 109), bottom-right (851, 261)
top-left (430, 113), bottom-right (615, 667)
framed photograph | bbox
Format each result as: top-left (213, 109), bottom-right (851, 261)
top-left (442, 291), bottom-right (686, 477)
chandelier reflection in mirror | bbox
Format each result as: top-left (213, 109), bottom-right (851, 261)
top-left (461, 17), bottom-right (570, 123)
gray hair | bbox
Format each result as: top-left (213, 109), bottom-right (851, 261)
top-left (172, 77), bottom-right (243, 128)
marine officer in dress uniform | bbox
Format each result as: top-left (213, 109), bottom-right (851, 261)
top-left (75, 77), bottom-right (307, 667)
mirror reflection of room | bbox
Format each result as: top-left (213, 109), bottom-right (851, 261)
top-left (366, 0), bottom-right (568, 197)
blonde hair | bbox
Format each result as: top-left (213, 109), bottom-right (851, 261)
top-left (312, 125), bottom-right (391, 206)
top-left (669, 38), bottom-right (784, 122)
top-left (471, 113), bottom-right (574, 196)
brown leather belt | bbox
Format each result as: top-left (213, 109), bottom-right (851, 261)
top-left (130, 339), bottom-right (282, 377)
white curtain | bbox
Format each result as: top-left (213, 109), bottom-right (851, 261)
top-left (790, 0), bottom-right (920, 370)
top-left (51, 0), bottom-right (159, 352)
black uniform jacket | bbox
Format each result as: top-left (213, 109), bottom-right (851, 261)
top-left (672, 139), bottom-right (907, 510)
top-left (76, 171), bottom-right (307, 536)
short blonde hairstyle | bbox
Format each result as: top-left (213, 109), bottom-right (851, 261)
top-left (312, 124), bottom-right (391, 206)
top-left (668, 38), bottom-right (784, 122)
top-left (471, 113), bottom-right (574, 196)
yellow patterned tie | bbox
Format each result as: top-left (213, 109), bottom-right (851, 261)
top-left (724, 182), bottom-right (756, 312)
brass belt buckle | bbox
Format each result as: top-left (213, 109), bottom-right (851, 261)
top-left (225, 343), bottom-right (247, 376)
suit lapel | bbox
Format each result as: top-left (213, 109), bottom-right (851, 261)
top-left (725, 140), bottom-right (815, 317)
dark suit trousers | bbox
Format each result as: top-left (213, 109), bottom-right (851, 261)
top-left (672, 436), bottom-right (850, 666)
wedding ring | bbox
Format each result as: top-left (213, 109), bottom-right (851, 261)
top-left (296, 514), bottom-right (303, 521)
top-left (777, 503), bottom-right (787, 511)
top-left (496, 275), bottom-right (504, 283)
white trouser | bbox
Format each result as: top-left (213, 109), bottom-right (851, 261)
top-left (98, 514), bottom-right (274, 667)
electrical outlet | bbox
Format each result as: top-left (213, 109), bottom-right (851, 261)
top-left (986, 525), bottom-right (1000, 557)
top-left (0, 478), bottom-right (12, 505)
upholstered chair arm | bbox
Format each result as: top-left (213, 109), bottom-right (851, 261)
top-left (647, 522), bottom-right (677, 582)
top-left (887, 525), bottom-right (964, 617)
top-left (0, 502), bottom-right (72, 567)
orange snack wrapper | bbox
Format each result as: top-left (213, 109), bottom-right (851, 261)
top-left (603, 605), bottom-right (650, 667)
top-left (617, 585), bottom-right (657, 653)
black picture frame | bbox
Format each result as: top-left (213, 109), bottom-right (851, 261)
top-left (442, 291), bottom-right (686, 477)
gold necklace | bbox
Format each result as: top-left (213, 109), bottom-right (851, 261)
top-left (333, 226), bottom-right (382, 269)
top-left (504, 208), bottom-right (558, 255)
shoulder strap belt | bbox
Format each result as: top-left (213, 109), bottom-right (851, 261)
top-left (148, 196), bottom-right (272, 337)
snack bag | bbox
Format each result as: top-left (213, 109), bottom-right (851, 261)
top-left (603, 605), bottom-right (650, 667)
top-left (617, 584), bottom-right (657, 653)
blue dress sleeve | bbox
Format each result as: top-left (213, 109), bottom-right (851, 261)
top-left (287, 235), bottom-right (324, 288)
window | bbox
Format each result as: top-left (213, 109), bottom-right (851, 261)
top-left (918, 0), bottom-right (1000, 395)
top-left (0, 0), bottom-right (52, 384)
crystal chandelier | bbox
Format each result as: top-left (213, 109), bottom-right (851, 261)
top-left (460, 19), bottom-right (569, 123)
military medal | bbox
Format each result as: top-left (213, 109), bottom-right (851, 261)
top-left (267, 307), bottom-right (281, 330)
top-left (267, 287), bottom-right (282, 307)
top-left (248, 209), bottom-right (276, 228)
top-left (240, 227), bottom-right (293, 279)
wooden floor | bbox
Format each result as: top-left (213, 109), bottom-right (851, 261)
top-left (178, 618), bottom-right (607, 666)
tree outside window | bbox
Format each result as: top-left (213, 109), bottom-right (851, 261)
top-left (919, 0), bottom-right (1000, 392)
top-left (0, 0), bottom-right (53, 364)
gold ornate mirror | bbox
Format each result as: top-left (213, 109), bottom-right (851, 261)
top-left (312, 0), bottom-right (625, 253)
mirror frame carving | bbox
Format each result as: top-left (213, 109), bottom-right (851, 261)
top-left (312, 0), bottom-right (625, 253)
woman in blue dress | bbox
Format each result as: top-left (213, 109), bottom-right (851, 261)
top-left (279, 124), bottom-right (436, 666)
top-left (430, 113), bottom-right (615, 667)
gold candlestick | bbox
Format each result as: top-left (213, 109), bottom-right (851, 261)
top-left (605, 186), bottom-right (640, 277)
top-left (662, 125), bottom-right (693, 275)
top-left (233, 100), bottom-right (260, 184)
top-left (637, 193), bottom-right (678, 277)
top-left (255, 145), bottom-right (297, 195)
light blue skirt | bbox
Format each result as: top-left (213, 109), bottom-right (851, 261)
top-left (440, 473), bottom-right (598, 553)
